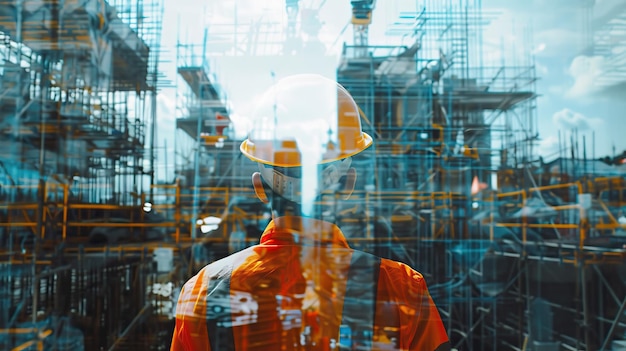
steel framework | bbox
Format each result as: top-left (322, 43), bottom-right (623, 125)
top-left (0, 0), bottom-right (166, 348)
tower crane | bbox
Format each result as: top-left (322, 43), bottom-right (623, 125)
top-left (284, 0), bottom-right (375, 55)
top-left (350, 0), bottom-right (376, 48)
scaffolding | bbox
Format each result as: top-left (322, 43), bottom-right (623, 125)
top-left (203, 0), bottom-right (328, 57)
top-left (1, 1), bottom-right (624, 349)
top-left (329, 0), bottom-right (626, 350)
top-left (591, 1), bottom-right (626, 91)
top-left (0, 0), bottom-right (167, 348)
top-left (335, 0), bottom-right (536, 248)
top-left (168, 1), bottom-right (618, 350)
top-left (174, 39), bottom-right (243, 189)
top-left (0, 0), bottom-right (164, 233)
top-left (173, 38), bottom-right (261, 248)
top-left (0, 250), bottom-right (164, 350)
top-left (172, 0), bottom-right (338, 242)
top-left (164, 1), bottom-right (626, 350)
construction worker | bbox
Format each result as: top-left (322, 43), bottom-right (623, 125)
top-left (170, 74), bottom-right (450, 351)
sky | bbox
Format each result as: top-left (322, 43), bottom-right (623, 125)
top-left (154, 0), bottom-right (626, 182)
top-left (479, 0), bottom-right (626, 161)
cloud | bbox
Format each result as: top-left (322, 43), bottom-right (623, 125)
top-left (564, 55), bottom-right (606, 98)
top-left (532, 28), bottom-right (585, 58)
top-left (227, 112), bottom-right (251, 139)
top-left (538, 135), bottom-right (560, 159)
top-left (594, 0), bottom-right (626, 19)
top-left (531, 43), bottom-right (546, 55)
top-left (552, 108), bottom-right (602, 131)
top-left (157, 93), bottom-right (176, 122)
top-left (535, 62), bottom-right (549, 76)
top-left (207, 0), bottom-right (284, 22)
top-left (480, 9), bottom-right (582, 66)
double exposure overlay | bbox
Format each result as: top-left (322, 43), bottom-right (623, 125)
top-left (1, 0), bottom-right (626, 350)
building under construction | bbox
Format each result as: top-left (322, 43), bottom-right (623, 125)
top-left (2, 0), bottom-right (626, 350)
top-left (0, 0), bottom-right (167, 348)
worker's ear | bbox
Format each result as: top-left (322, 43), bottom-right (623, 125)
top-left (342, 167), bottom-right (357, 200)
top-left (252, 172), bottom-right (269, 204)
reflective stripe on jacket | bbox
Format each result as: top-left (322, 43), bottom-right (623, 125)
top-left (171, 217), bottom-right (450, 351)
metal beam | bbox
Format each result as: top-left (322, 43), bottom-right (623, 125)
top-left (600, 295), bottom-right (626, 351)
top-left (107, 304), bottom-right (152, 351)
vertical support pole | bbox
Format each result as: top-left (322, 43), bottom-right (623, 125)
top-left (140, 192), bottom-right (146, 239)
top-left (521, 190), bottom-right (527, 245)
top-left (191, 28), bottom-right (209, 242)
top-left (600, 295), bottom-right (626, 351)
top-left (580, 264), bottom-right (591, 350)
top-left (175, 178), bottom-right (181, 243)
top-left (578, 183), bottom-right (591, 350)
top-left (63, 183), bottom-right (68, 240)
top-left (150, 84), bottom-right (157, 201)
top-left (38, 180), bottom-right (46, 240)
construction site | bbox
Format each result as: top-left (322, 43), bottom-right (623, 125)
top-left (1, 0), bottom-right (626, 350)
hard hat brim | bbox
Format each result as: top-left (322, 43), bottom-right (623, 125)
top-left (240, 132), bottom-right (373, 168)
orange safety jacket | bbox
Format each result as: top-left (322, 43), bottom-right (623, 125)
top-left (171, 217), bottom-right (450, 351)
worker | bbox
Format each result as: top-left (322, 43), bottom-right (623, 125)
top-left (170, 74), bottom-right (450, 351)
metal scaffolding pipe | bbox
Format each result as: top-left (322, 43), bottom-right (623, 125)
top-left (107, 304), bottom-right (153, 351)
top-left (600, 295), bottom-right (626, 351)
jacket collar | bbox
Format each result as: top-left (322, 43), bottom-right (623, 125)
top-left (260, 216), bottom-right (350, 248)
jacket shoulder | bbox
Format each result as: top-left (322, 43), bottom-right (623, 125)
top-left (379, 258), bottom-right (425, 283)
top-left (377, 257), bottom-right (430, 303)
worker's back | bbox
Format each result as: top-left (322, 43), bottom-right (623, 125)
top-left (172, 74), bottom-right (449, 351)
top-left (171, 220), bottom-right (450, 351)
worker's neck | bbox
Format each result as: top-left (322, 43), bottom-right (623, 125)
top-left (273, 215), bottom-right (336, 234)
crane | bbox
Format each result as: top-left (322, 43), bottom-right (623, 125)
top-left (284, 0), bottom-right (375, 55)
top-left (350, 0), bottom-right (376, 49)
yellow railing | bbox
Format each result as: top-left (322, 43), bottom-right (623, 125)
top-left (1, 177), bottom-right (625, 258)
top-left (476, 180), bottom-right (626, 264)
top-left (0, 328), bottom-right (52, 351)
